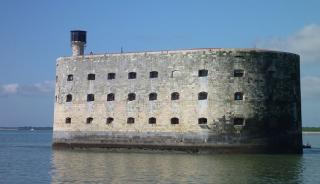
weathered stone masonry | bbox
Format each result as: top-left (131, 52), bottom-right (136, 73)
top-left (53, 31), bottom-right (302, 153)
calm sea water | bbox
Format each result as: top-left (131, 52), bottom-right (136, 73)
top-left (0, 131), bottom-right (319, 184)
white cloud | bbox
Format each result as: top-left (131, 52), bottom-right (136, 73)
top-left (257, 24), bottom-right (320, 63)
top-left (301, 76), bottom-right (320, 99)
top-left (34, 81), bottom-right (55, 94)
top-left (1, 83), bottom-right (19, 95)
top-left (0, 81), bottom-right (54, 97)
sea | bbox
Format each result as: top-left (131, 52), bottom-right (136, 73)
top-left (0, 131), bottom-right (319, 184)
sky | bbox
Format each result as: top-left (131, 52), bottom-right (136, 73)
top-left (0, 0), bottom-right (319, 127)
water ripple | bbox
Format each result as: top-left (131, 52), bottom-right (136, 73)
top-left (1, 131), bottom-right (320, 184)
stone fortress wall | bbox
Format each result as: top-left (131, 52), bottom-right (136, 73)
top-left (53, 29), bottom-right (302, 153)
top-left (53, 47), bottom-right (302, 153)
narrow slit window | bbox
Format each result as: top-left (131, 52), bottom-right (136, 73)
top-left (127, 117), bottom-right (135, 124)
top-left (234, 69), bottom-right (244, 77)
top-left (171, 92), bottom-right (179, 100)
top-left (198, 92), bottom-right (208, 100)
top-left (65, 117), bottom-right (71, 124)
top-left (87, 94), bottom-right (94, 102)
top-left (198, 118), bottom-right (207, 124)
top-left (235, 55), bottom-right (245, 59)
top-left (198, 69), bottom-right (208, 77)
top-left (149, 117), bottom-right (156, 124)
top-left (149, 71), bottom-right (158, 78)
top-left (234, 118), bottom-right (244, 125)
top-left (171, 117), bottom-right (179, 125)
top-left (67, 74), bottom-right (73, 81)
top-left (234, 92), bottom-right (243, 100)
top-left (86, 117), bottom-right (93, 124)
top-left (128, 93), bottom-right (136, 101)
top-left (106, 117), bottom-right (114, 124)
top-left (66, 94), bottom-right (72, 102)
top-left (88, 73), bottom-right (95, 80)
top-left (107, 93), bottom-right (115, 101)
top-left (128, 72), bottom-right (136, 79)
top-left (108, 73), bottom-right (116, 80)
top-left (149, 93), bottom-right (157, 101)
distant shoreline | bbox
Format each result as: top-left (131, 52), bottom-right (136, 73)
top-left (303, 131), bottom-right (320, 134)
top-left (0, 127), bottom-right (319, 134)
top-left (0, 127), bottom-right (52, 131)
top-left (0, 128), bottom-right (18, 131)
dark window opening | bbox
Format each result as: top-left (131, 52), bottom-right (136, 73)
top-left (56, 76), bottom-right (58, 82)
top-left (149, 93), bottom-right (157, 101)
top-left (67, 74), bottom-right (73, 81)
top-left (234, 69), bottom-right (244, 77)
top-left (150, 71), bottom-right (158, 78)
top-left (87, 94), bottom-right (94, 101)
top-left (149, 117), bottom-right (156, 124)
top-left (86, 117), bottom-right (93, 124)
top-left (107, 93), bottom-right (115, 101)
top-left (128, 72), bottom-right (136, 79)
top-left (108, 73), bottom-right (116, 80)
top-left (106, 117), bottom-right (114, 124)
top-left (198, 92), bottom-right (208, 100)
top-left (198, 118), bottom-right (207, 124)
top-left (234, 118), bottom-right (244, 125)
top-left (127, 117), bottom-right (135, 124)
top-left (198, 69), bottom-right (208, 77)
top-left (235, 55), bottom-right (245, 59)
top-left (66, 94), bottom-right (72, 102)
top-left (128, 93), bottom-right (136, 101)
top-left (171, 92), bottom-right (179, 100)
top-left (234, 92), bottom-right (243, 100)
top-left (88, 73), bottom-right (95, 80)
top-left (65, 117), bottom-right (71, 124)
top-left (171, 117), bottom-right (179, 125)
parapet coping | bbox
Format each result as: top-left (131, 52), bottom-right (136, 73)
top-left (57, 48), bottom-right (298, 61)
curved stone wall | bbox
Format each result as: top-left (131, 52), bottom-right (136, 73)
top-left (53, 48), bottom-right (302, 153)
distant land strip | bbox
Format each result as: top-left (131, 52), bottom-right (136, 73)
top-left (0, 126), bottom-right (319, 132)
top-left (0, 127), bottom-right (53, 131)
top-left (302, 127), bottom-right (320, 132)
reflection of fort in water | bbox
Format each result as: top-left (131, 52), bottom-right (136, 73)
top-left (51, 150), bottom-right (303, 183)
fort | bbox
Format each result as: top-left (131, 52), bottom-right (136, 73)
top-left (53, 30), bottom-right (302, 153)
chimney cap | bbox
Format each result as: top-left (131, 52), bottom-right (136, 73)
top-left (71, 30), bottom-right (86, 43)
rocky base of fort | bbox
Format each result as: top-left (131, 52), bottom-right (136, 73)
top-left (53, 131), bottom-right (302, 154)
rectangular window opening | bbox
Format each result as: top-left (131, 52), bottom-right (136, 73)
top-left (86, 117), bottom-right (93, 124)
top-left (88, 74), bottom-right (95, 80)
top-left (108, 73), bottom-right (116, 80)
top-left (234, 69), bottom-right (244, 77)
top-left (150, 71), bottom-right (158, 78)
top-left (198, 118), bottom-right (207, 124)
top-left (87, 94), bottom-right (95, 101)
top-left (171, 118), bottom-right (179, 125)
top-left (198, 69), bottom-right (208, 77)
top-left (67, 75), bottom-right (73, 81)
top-left (106, 117), bottom-right (114, 124)
top-left (65, 117), bottom-right (71, 124)
top-left (127, 117), bottom-right (135, 124)
top-left (149, 117), bottom-right (156, 124)
top-left (234, 118), bottom-right (244, 126)
top-left (128, 72), bottom-right (136, 79)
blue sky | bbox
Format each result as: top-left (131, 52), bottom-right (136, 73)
top-left (0, 0), bottom-right (319, 127)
